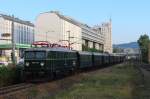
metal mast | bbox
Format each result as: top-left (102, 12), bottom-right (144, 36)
top-left (11, 15), bottom-right (16, 66)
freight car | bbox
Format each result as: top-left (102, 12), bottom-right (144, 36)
top-left (77, 51), bottom-right (93, 69)
top-left (23, 47), bottom-right (125, 80)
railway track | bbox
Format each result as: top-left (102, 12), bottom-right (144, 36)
top-left (0, 83), bottom-right (33, 96)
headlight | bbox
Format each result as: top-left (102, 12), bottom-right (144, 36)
top-left (25, 62), bottom-right (29, 67)
top-left (40, 62), bottom-right (44, 67)
top-left (73, 61), bottom-right (76, 66)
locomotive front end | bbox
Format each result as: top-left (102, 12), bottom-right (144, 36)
top-left (24, 50), bottom-right (47, 80)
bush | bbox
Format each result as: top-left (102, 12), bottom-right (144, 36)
top-left (82, 44), bottom-right (103, 52)
top-left (0, 66), bottom-right (23, 87)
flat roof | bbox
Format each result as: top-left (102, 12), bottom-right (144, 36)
top-left (25, 47), bottom-right (76, 52)
top-left (0, 43), bottom-right (31, 49)
top-left (0, 14), bottom-right (34, 27)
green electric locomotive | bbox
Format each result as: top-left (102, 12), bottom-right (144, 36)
top-left (24, 48), bottom-right (77, 80)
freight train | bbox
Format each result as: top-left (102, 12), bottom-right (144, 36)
top-left (23, 47), bottom-right (125, 80)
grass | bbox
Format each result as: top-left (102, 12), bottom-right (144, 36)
top-left (6, 62), bottom-right (148, 99)
top-left (52, 63), bottom-right (141, 99)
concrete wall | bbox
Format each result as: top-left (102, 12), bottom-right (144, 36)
top-left (35, 13), bottom-right (62, 43)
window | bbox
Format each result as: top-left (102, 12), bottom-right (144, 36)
top-left (25, 51), bottom-right (46, 59)
top-left (25, 52), bottom-right (35, 59)
top-left (36, 52), bottom-right (46, 59)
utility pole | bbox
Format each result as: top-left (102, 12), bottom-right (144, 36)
top-left (67, 31), bottom-right (71, 50)
top-left (59, 31), bottom-right (79, 50)
top-left (11, 15), bottom-right (16, 66)
top-left (46, 32), bottom-right (47, 41)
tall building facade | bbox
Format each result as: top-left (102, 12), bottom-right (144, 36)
top-left (35, 11), bottom-right (104, 51)
top-left (94, 20), bottom-right (112, 53)
top-left (101, 20), bottom-right (112, 53)
top-left (0, 14), bottom-right (34, 44)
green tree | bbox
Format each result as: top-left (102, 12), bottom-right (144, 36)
top-left (137, 34), bottom-right (150, 63)
top-left (82, 44), bottom-right (103, 52)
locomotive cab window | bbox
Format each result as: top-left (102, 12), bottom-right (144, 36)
top-left (36, 51), bottom-right (46, 59)
top-left (25, 51), bottom-right (35, 59)
top-left (25, 51), bottom-right (46, 59)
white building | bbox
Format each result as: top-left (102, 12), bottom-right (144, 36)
top-left (35, 11), bottom-right (104, 51)
top-left (0, 14), bottom-right (34, 44)
top-left (94, 20), bottom-right (112, 53)
top-left (0, 14), bottom-right (34, 63)
top-left (102, 21), bottom-right (112, 53)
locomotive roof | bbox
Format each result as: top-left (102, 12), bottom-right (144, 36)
top-left (102, 53), bottom-right (110, 56)
top-left (109, 53), bottom-right (117, 56)
top-left (25, 47), bottom-right (77, 52)
top-left (109, 53), bottom-right (125, 57)
top-left (93, 52), bottom-right (105, 55)
top-left (78, 51), bottom-right (93, 55)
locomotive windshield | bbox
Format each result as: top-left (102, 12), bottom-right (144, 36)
top-left (25, 51), bottom-right (46, 59)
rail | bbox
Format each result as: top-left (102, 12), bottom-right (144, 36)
top-left (0, 83), bottom-right (33, 96)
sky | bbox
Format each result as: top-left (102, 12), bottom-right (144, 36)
top-left (0, 0), bottom-right (150, 44)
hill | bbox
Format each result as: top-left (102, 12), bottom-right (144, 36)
top-left (113, 42), bottom-right (139, 49)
